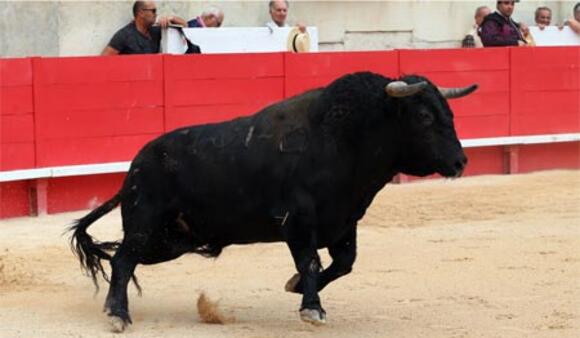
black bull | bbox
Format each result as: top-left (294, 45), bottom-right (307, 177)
top-left (70, 72), bottom-right (477, 331)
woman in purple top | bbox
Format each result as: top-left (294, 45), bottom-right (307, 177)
top-left (480, 1), bottom-right (527, 47)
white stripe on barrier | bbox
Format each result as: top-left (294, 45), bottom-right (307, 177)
top-left (460, 133), bottom-right (580, 148)
top-left (1, 162), bottom-right (130, 183)
top-left (1, 133), bottom-right (579, 183)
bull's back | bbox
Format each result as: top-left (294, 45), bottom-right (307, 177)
top-left (123, 89), bottom-right (322, 243)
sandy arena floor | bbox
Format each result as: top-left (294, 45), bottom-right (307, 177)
top-left (1, 170), bottom-right (579, 337)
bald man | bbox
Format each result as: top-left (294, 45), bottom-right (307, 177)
top-left (462, 6), bottom-right (491, 47)
top-left (102, 1), bottom-right (186, 55)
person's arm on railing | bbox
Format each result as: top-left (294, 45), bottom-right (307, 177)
top-left (101, 46), bottom-right (120, 56)
top-left (157, 16), bottom-right (187, 29)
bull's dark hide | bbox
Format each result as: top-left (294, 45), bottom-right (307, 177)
top-left (70, 71), bottom-right (475, 331)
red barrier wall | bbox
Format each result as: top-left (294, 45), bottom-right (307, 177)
top-left (33, 55), bottom-right (165, 167)
top-left (510, 47), bottom-right (580, 135)
top-left (1, 58), bottom-right (35, 171)
top-left (285, 51), bottom-right (399, 96)
top-left (164, 53), bottom-right (285, 130)
top-left (1, 47), bottom-right (578, 218)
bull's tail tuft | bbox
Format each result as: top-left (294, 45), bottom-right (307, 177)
top-left (68, 193), bottom-right (122, 290)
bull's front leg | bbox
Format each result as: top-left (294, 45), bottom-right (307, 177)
top-left (286, 227), bottom-right (356, 294)
top-left (285, 202), bottom-right (326, 325)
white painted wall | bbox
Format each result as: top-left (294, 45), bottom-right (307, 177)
top-left (0, 1), bottom-right (576, 57)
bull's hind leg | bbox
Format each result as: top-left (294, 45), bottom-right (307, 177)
top-left (103, 203), bottom-right (163, 333)
top-left (104, 246), bottom-right (138, 333)
top-left (104, 210), bottom-right (197, 332)
top-left (286, 227), bottom-right (357, 294)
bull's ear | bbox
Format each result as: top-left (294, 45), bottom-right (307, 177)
top-left (385, 81), bottom-right (428, 98)
top-left (438, 84), bottom-right (478, 99)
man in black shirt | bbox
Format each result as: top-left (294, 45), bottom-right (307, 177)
top-left (102, 1), bottom-right (186, 55)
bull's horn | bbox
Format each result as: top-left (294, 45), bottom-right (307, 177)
top-left (438, 84), bottom-right (478, 99)
top-left (385, 81), bottom-right (428, 98)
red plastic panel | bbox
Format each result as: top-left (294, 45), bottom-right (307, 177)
top-left (33, 56), bottom-right (165, 167)
top-left (166, 104), bottom-right (267, 131)
top-left (517, 142), bottom-right (580, 173)
top-left (455, 115), bottom-right (510, 139)
top-left (1, 114), bottom-right (34, 143)
top-left (463, 147), bottom-right (505, 176)
top-left (510, 47), bottom-right (580, 135)
top-left (284, 51), bottom-right (399, 97)
top-left (36, 82), bottom-right (163, 112)
top-left (0, 58), bottom-right (33, 87)
top-left (400, 49), bottom-right (511, 138)
top-left (35, 55), bottom-right (163, 84)
top-left (0, 58), bottom-right (36, 170)
top-left (164, 54), bottom-right (285, 131)
top-left (399, 48), bottom-right (510, 73)
top-left (285, 51), bottom-right (399, 77)
top-left (0, 143), bottom-right (35, 171)
top-left (47, 173), bottom-right (125, 214)
top-left (36, 107), bottom-right (164, 139)
top-left (284, 76), bottom-right (335, 98)
top-left (1, 86), bottom-right (34, 116)
top-left (36, 134), bottom-right (159, 167)
top-left (0, 181), bottom-right (30, 218)
top-left (164, 53), bottom-right (284, 80)
top-left (168, 78), bottom-right (284, 107)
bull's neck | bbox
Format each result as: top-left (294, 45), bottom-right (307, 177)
top-left (350, 110), bottom-right (402, 204)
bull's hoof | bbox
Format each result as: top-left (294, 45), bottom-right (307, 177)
top-left (299, 308), bottom-right (326, 326)
top-left (285, 273), bottom-right (301, 293)
top-left (110, 316), bottom-right (128, 333)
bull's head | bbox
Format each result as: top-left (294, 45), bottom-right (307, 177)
top-left (385, 76), bottom-right (477, 178)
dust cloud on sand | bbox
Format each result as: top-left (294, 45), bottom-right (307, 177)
top-left (197, 292), bottom-right (235, 324)
top-left (0, 170), bottom-right (579, 337)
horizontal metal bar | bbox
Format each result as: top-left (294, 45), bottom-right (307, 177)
top-left (1, 133), bottom-right (579, 183)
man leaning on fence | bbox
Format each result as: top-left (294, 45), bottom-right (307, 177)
top-left (102, 1), bottom-right (186, 56)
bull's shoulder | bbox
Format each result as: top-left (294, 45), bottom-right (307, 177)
top-left (257, 88), bottom-right (323, 123)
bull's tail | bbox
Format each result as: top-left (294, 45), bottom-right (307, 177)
top-left (69, 193), bottom-right (122, 290)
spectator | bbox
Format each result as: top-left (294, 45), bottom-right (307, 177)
top-left (535, 6), bottom-right (552, 29)
top-left (266, 0), bottom-right (306, 33)
top-left (462, 6), bottom-right (491, 48)
top-left (562, 2), bottom-right (580, 34)
top-left (188, 6), bottom-right (224, 28)
top-left (480, 1), bottom-right (527, 47)
top-left (102, 1), bottom-right (186, 55)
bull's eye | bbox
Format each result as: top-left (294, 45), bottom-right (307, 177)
top-left (418, 110), bottom-right (434, 126)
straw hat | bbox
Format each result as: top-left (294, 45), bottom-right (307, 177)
top-left (286, 27), bottom-right (311, 53)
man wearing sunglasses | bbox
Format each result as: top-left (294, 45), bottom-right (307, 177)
top-left (102, 1), bottom-right (186, 55)
top-left (480, 0), bottom-right (527, 47)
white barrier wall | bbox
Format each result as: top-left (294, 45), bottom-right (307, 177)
top-left (530, 26), bottom-right (580, 46)
top-left (161, 26), bottom-right (319, 54)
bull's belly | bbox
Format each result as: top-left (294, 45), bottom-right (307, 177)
top-left (183, 209), bottom-right (287, 246)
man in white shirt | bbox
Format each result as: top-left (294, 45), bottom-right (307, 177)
top-left (266, 0), bottom-right (305, 33)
